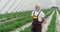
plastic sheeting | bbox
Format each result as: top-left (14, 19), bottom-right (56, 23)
top-left (0, 0), bottom-right (60, 14)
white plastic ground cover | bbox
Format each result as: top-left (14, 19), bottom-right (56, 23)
top-left (0, 16), bottom-right (26, 24)
top-left (56, 11), bottom-right (60, 32)
top-left (0, 18), bottom-right (7, 21)
top-left (42, 11), bottom-right (55, 32)
top-left (10, 22), bottom-right (32, 32)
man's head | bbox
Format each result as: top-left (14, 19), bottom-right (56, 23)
top-left (35, 5), bottom-right (40, 11)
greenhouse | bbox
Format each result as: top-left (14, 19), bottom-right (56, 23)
top-left (0, 0), bottom-right (60, 32)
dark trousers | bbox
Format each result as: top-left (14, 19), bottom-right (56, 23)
top-left (31, 20), bottom-right (42, 32)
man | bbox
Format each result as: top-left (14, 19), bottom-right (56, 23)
top-left (31, 5), bottom-right (45, 32)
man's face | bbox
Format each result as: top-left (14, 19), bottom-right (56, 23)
top-left (35, 5), bottom-right (40, 11)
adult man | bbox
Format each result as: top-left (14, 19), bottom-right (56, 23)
top-left (31, 5), bottom-right (45, 32)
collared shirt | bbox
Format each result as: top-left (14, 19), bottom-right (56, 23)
top-left (31, 10), bottom-right (45, 22)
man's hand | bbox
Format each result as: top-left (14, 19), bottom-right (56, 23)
top-left (41, 17), bottom-right (45, 23)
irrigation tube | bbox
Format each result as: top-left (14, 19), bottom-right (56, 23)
top-left (0, 0), bottom-right (10, 13)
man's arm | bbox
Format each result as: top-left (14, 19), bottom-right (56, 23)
top-left (31, 11), bottom-right (34, 18)
top-left (41, 11), bottom-right (45, 23)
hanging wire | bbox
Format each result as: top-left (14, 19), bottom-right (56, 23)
top-left (10, 0), bottom-right (24, 18)
top-left (20, 0), bottom-right (32, 12)
top-left (10, 0), bottom-right (31, 18)
top-left (5, 0), bottom-right (17, 13)
top-left (29, 0), bottom-right (33, 10)
top-left (17, 0), bottom-right (30, 12)
top-left (5, 0), bottom-right (27, 19)
top-left (0, 0), bottom-right (17, 20)
top-left (13, 0), bottom-right (28, 18)
top-left (15, 0), bottom-right (32, 18)
top-left (0, 0), bottom-right (32, 19)
top-left (10, 0), bottom-right (25, 13)
top-left (15, 0), bottom-right (27, 12)
top-left (7, 0), bottom-right (19, 13)
top-left (5, 0), bottom-right (18, 19)
top-left (0, 0), bottom-right (10, 20)
top-left (14, 0), bottom-right (32, 18)
top-left (6, 0), bottom-right (24, 18)
top-left (0, 0), bottom-right (10, 13)
top-left (11, 0), bottom-right (23, 13)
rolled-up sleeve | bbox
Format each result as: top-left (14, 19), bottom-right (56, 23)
top-left (41, 12), bottom-right (45, 17)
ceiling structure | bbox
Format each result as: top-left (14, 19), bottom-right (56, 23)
top-left (0, 0), bottom-right (59, 14)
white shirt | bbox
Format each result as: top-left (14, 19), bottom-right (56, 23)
top-left (31, 10), bottom-right (45, 22)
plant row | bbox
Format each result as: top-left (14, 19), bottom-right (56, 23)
top-left (46, 11), bottom-right (56, 32)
